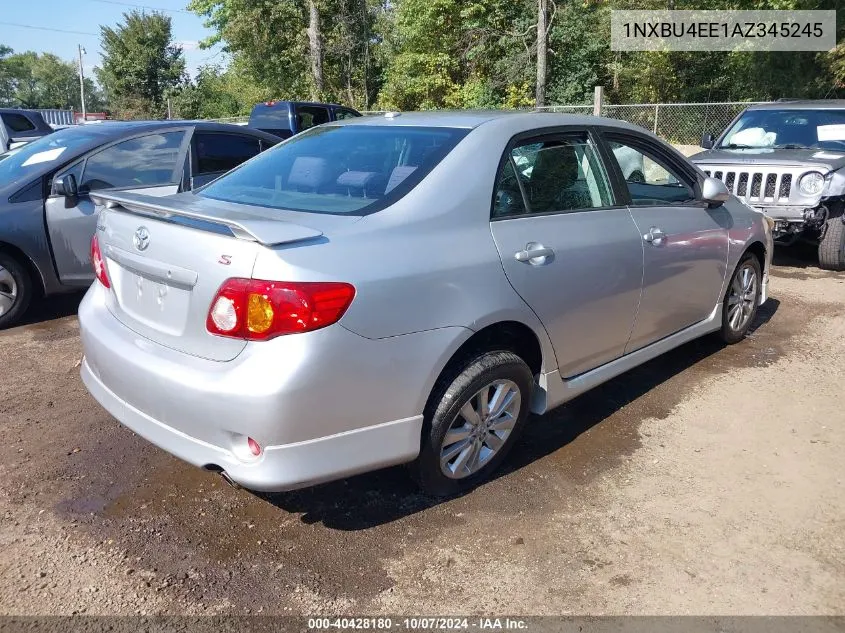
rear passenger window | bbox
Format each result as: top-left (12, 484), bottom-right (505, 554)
top-left (81, 132), bottom-right (184, 192)
top-left (295, 105), bottom-right (330, 131)
top-left (492, 160), bottom-right (527, 218)
top-left (605, 138), bottom-right (695, 205)
top-left (194, 133), bottom-right (260, 175)
top-left (493, 133), bottom-right (613, 218)
top-left (335, 108), bottom-right (360, 120)
top-left (3, 113), bottom-right (36, 133)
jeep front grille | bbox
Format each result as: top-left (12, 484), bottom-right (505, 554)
top-left (700, 165), bottom-right (808, 206)
top-left (779, 174), bottom-right (792, 199)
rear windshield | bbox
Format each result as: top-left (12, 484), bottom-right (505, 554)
top-left (198, 125), bottom-right (469, 215)
top-left (248, 105), bottom-right (291, 132)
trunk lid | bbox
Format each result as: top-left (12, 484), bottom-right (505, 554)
top-left (93, 191), bottom-right (324, 361)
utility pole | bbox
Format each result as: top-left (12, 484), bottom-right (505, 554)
top-left (77, 45), bottom-right (87, 122)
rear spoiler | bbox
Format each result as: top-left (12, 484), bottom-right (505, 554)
top-left (90, 191), bottom-right (323, 247)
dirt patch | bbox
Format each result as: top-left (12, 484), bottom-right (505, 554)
top-left (0, 256), bottom-right (843, 615)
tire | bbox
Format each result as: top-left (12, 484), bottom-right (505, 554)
top-left (0, 251), bottom-right (33, 329)
top-left (818, 213), bottom-right (845, 271)
top-left (628, 170), bottom-right (646, 183)
top-left (410, 350), bottom-right (533, 497)
top-left (719, 253), bottom-right (762, 345)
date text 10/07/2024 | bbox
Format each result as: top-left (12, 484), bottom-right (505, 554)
top-left (307, 618), bottom-right (530, 630)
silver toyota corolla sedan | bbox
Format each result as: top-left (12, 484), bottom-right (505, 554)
top-left (79, 111), bottom-right (773, 496)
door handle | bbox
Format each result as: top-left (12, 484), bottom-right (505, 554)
top-left (643, 226), bottom-right (666, 246)
top-left (514, 243), bottom-right (555, 264)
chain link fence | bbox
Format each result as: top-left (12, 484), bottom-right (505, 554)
top-left (363, 102), bottom-right (772, 146)
top-left (603, 102), bottom-right (767, 146)
top-left (537, 102), bottom-right (771, 146)
top-left (211, 101), bottom-right (774, 148)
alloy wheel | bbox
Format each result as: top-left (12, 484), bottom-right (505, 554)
top-left (727, 263), bottom-right (757, 332)
top-left (0, 264), bottom-right (18, 317)
top-left (439, 379), bottom-right (521, 479)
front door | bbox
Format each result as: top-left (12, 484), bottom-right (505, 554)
top-left (489, 130), bottom-right (644, 378)
top-left (44, 130), bottom-right (188, 285)
top-left (601, 132), bottom-right (730, 353)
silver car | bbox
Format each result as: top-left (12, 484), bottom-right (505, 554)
top-left (79, 112), bottom-right (773, 496)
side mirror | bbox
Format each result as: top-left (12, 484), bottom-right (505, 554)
top-left (54, 173), bottom-right (78, 198)
top-left (701, 176), bottom-right (730, 206)
top-left (700, 133), bottom-right (715, 149)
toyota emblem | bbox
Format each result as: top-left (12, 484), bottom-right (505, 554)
top-left (133, 226), bottom-right (150, 251)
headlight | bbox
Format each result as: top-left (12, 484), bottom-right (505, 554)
top-left (798, 171), bottom-right (825, 196)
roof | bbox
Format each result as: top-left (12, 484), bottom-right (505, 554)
top-left (49, 119), bottom-right (279, 141)
top-left (329, 110), bottom-right (648, 138)
top-left (333, 110), bottom-right (521, 128)
top-left (746, 100), bottom-right (845, 111)
top-left (0, 107), bottom-right (47, 114)
top-left (251, 100), bottom-right (356, 109)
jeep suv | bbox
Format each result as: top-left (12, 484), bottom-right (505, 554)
top-left (693, 100), bottom-right (845, 270)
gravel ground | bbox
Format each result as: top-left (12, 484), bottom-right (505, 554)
top-left (0, 246), bottom-right (843, 616)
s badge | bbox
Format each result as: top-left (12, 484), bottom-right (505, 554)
top-left (218, 255), bottom-right (232, 265)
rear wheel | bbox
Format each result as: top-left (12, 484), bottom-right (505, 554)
top-left (719, 254), bottom-right (761, 344)
top-left (411, 350), bottom-right (533, 497)
top-left (818, 212), bottom-right (845, 271)
top-left (0, 252), bottom-right (33, 329)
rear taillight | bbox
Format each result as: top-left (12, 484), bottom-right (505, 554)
top-left (90, 235), bottom-right (110, 288)
top-left (206, 278), bottom-right (355, 340)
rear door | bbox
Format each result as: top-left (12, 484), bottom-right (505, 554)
top-left (489, 129), bottom-right (645, 378)
top-left (44, 129), bottom-right (190, 284)
top-left (599, 130), bottom-right (730, 353)
top-left (190, 131), bottom-right (262, 188)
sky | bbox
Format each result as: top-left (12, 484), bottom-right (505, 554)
top-left (0, 0), bottom-right (225, 80)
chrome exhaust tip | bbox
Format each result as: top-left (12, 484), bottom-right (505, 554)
top-left (203, 464), bottom-right (242, 490)
top-left (219, 470), bottom-right (242, 490)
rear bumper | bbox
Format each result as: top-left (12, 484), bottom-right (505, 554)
top-left (78, 283), bottom-right (466, 491)
top-left (81, 358), bottom-right (421, 491)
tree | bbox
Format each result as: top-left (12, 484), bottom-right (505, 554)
top-left (189, 0), bottom-right (384, 108)
top-left (171, 61), bottom-right (263, 119)
top-left (379, 0), bottom-right (540, 109)
top-left (307, 0), bottom-right (325, 99)
top-left (186, 0), bottom-right (843, 111)
top-left (546, 2), bottom-right (611, 105)
top-left (0, 48), bottom-right (106, 110)
top-left (98, 10), bottom-right (186, 118)
top-left (189, 0), bottom-right (311, 101)
top-left (535, 0), bottom-right (548, 106)
top-left (0, 45), bottom-right (17, 106)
